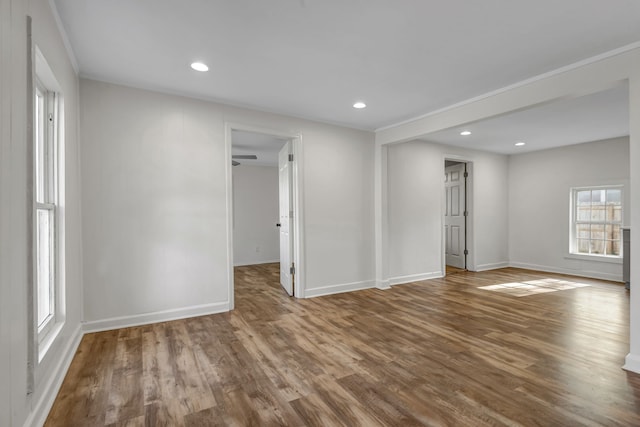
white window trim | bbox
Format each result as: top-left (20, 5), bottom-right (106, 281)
top-left (564, 252), bottom-right (623, 264)
top-left (35, 79), bottom-right (58, 341)
top-left (34, 47), bottom-right (65, 363)
top-left (569, 185), bottom-right (624, 261)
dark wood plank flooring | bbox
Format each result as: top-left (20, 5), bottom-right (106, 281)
top-left (45, 264), bottom-right (640, 426)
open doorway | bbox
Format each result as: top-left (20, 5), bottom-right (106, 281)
top-left (226, 126), bottom-right (304, 308)
top-left (444, 159), bottom-right (468, 275)
top-left (231, 130), bottom-right (286, 269)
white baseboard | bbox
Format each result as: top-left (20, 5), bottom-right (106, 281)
top-left (233, 259), bottom-right (279, 267)
top-left (474, 262), bottom-right (510, 272)
top-left (623, 353), bottom-right (640, 374)
top-left (509, 261), bottom-right (622, 282)
top-left (24, 324), bottom-right (83, 427)
top-left (389, 271), bottom-right (443, 286)
top-left (82, 301), bottom-right (231, 333)
top-left (376, 280), bottom-right (391, 290)
top-left (305, 280), bottom-right (376, 298)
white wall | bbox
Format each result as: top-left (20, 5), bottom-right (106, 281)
top-left (80, 79), bottom-right (375, 324)
top-left (0, 3), bottom-right (25, 425)
top-left (0, 0), bottom-right (83, 425)
top-left (233, 165), bottom-right (280, 266)
top-left (387, 140), bottom-right (509, 283)
top-left (80, 81), bottom-right (230, 325)
top-left (302, 124), bottom-right (375, 293)
top-left (628, 63), bottom-right (640, 372)
top-left (508, 137), bottom-right (629, 281)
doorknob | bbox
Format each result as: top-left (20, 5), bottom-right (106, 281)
top-left (276, 223), bottom-right (281, 227)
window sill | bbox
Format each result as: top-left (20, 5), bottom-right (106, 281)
top-left (565, 253), bottom-right (622, 265)
top-left (38, 321), bottom-right (64, 363)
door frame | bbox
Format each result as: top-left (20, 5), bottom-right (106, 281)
top-left (225, 122), bottom-right (305, 309)
top-left (442, 156), bottom-right (475, 274)
top-left (278, 141), bottom-right (294, 296)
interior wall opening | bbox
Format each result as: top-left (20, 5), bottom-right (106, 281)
top-left (229, 128), bottom-right (298, 304)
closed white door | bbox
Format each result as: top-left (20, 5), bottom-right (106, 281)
top-left (445, 163), bottom-right (466, 269)
top-left (278, 142), bottom-right (294, 296)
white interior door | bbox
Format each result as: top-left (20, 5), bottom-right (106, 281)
top-left (445, 163), bottom-right (466, 269)
top-left (278, 141), bottom-right (294, 296)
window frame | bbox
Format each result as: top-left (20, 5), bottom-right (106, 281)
top-left (569, 185), bottom-right (623, 259)
top-left (34, 76), bottom-right (60, 348)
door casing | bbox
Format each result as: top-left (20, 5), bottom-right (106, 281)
top-left (444, 162), bottom-right (466, 269)
top-left (225, 123), bottom-right (305, 309)
top-left (442, 157), bottom-right (475, 274)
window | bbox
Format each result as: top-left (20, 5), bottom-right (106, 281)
top-left (32, 46), bottom-right (65, 361)
top-left (570, 186), bottom-right (623, 257)
top-left (35, 78), bottom-right (59, 342)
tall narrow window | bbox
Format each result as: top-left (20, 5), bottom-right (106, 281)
top-left (34, 78), bottom-right (58, 342)
top-left (570, 186), bottom-right (623, 257)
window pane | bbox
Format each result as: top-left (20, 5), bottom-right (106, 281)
top-left (611, 206), bottom-right (622, 222)
top-left (577, 206), bottom-right (590, 221)
top-left (606, 189), bottom-right (622, 204)
top-left (591, 224), bottom-right (605, 240)
top-left (612, 240), bottom-right (621, 256)
top-left (606, 224), bottom-right (621, 241)
top-left (36, 208), bottom-right (54, 328)
top-left (590, 239), bottom-right (605, 255)
top-left (577, 224), bottom-right (590, 239)
top-left (35, 91), bottom-right (45, 203)
top-left (591, 204), bottom-right (605, 221)
top-left (577, 190), bottom-right (591, 205)
top-left (593, 189), bottom-right (606, 203)
top-left (606, 189), bottom-right (622, 223)
top-left (577, 239), bottom-right (590, 254)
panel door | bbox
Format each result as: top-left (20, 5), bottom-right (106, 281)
top-left (445, 163), bottom-right (466, 269)
top-left (278, 142), bottom-right (294, 296)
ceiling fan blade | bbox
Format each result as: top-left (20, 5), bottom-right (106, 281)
top-left (231, 154), bottom-right (257, 159)
top-left (232, 160), bottom-right (240, 166)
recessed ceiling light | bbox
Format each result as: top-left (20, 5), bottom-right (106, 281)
top-left (190, 62), bottom-right (209, 72)
top-left (460, 131), bottom-right (471, 136)
top-left (515, 142), bottom-right (526, 146)
top-left (353, 102), bottom-right (367, 109)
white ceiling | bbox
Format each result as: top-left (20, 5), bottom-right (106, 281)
top-left (423, 83), bottom-right (630, 155)
top-left (53, 1), bottom-right (639, 152)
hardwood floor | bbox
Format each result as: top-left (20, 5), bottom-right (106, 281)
top-left (445, 265), bottom-right (466, 275)
top-left (46, 264), bottom-right (640, 426)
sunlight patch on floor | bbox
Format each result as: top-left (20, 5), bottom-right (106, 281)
top-left (478, 278), bottom-right (590, 297)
